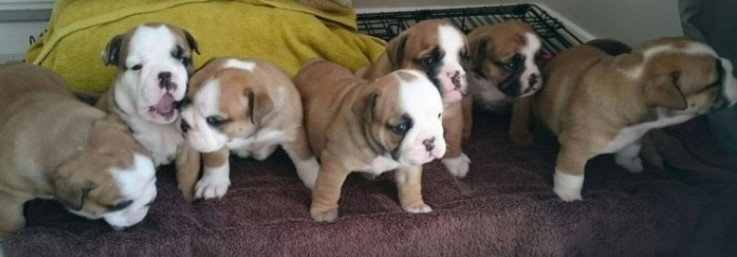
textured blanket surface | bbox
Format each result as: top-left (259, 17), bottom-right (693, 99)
top-left (25, 0), bottom-right (385, 93)
top-left (2, 111), bottom-right (736, 257)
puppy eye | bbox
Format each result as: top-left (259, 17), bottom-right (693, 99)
top-left (206, 115), bottom-right (229, 126)
top-left (131, 64), bottom-right (143, 71)
top-left (393, 123), bottom-right (409, 134)
top-left (422, 55), bottom-right (437, 67)
top-left (503, 61), bottom-right (516, 71)
top-left (106, 200), bottom-right (133, 212)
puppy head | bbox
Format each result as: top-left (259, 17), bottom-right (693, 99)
top-left (354, 70), bottom-right (446, 166)
top-left (385, 19), bottom-right (469, 105)
top-left (468, 20), bottom-right (543, 97)
top-left (54, 117), bottom-right (157, 231)
top-left (102, 23), bottom-right (200, 124)
top-left (179, 58), bottom-right (274, 153)
top-left (635, 37), bottom-right (737, 116)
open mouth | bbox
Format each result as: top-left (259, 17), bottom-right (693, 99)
top-left (149, 93), bottom-right (176, 119)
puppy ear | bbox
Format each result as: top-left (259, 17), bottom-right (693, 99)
top-left (646, 72), bottom-right (688, 110)
top-left (244, 87), bottom-right (274, 126)
top-left (385, 34), bottom-right (408, 69)
top-left (352, 89), bottom-right (380, 123)
top-left (469, 37), bottom-right (490, 68)
top-left (101, 35), bottom-right (123, 66)
top-left (53, 169), bottom-right (95, 211)
top-left (183, 29), bottom-right (200, 55)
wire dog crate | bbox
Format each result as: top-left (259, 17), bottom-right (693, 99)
top-left (356, 4), bottom-right (583, 57)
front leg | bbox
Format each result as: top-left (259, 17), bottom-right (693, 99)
top-left (461, 95), bottom-right (474, 140)
top-left (509, 96), bottom-right (535, 145)
top-left (441, 102), bottom-right (471, 178)
top-left (282, 127), bottom-right (320, 190)
top-left (175, 145), bottom-right (202, 201)
top-left (395, 165), bottom-right (431, 213)
top-left (554, 142), bottom-right (592, 201)
top-left (0, 195), bottom-right (27, 240)
top-left (195, 148), bottom-right (231, 199)
top-left (310, 151), bottom-right (351, 222)
top-left (615, 140), bottom-right (644, 173)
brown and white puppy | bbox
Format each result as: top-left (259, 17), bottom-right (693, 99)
top-left (296, 59), bottom-right (446, 222)
top-left (178, 57), bottom-right (320, 199)
top-left (0, 63), bottom-right (157, 240)
top-left (510, 37), bottom-right (737, 201)
top-left (96, 23), bottom-right (202, 200)
top-left (463, 20), bottom-right (543, 141)
top-left (358, 19), bottom-right (471, 178)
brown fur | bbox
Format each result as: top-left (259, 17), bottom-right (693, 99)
top-left (295, 59), bottom-right (427, 222)
top-left (0, 63), bottom-right (150, 239)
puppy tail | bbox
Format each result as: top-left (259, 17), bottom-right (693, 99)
top-left (585, 39), bottom-right (632, 56)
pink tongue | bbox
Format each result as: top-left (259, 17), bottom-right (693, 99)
top-left (155, 94), bottom-right (175, 114)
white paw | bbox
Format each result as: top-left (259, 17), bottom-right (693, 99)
top-left (195, 173), bottom-right (231, 199)
top-left (441, 153), bottom-right (471, 178)
top-left (233, 148), bottom-right (251, 159)
top-left (616, 155), bottom-right (644, 173)
top-left (311, 208), bottom-right (338, 222)
top-left (403, 203), bottom-right (433, 213)
top-left (295, 158), bottom-right (319, 190)
top-left (553, 170), bottom-right (584, 202)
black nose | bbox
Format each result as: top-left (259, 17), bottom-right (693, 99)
top-left (529, 74), bottom-right (539, 86)
top-left (423, 137), bottom-right (435, 152)
top-left (158, 72), bottom-right (172, 80)
top-left (180, 119), bottom-right (191, 133)
top-left (158, 72), bottom-right (176, 90)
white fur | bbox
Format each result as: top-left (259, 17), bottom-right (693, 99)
top-left (626, 41), bottom-right (719, 80)
top-left (181, 79), bottom-right (228, 153)
top-left (600, 112), bottom-right (694, 155)
top-left (436, 25), bottom-right (468, 104)
top-left (553, 170), bottom-right (583, 202)
top-left (195, 162), bottom-right (231, 199)
top-left (719, 58), bottom-right (737, 105)
top-left (395, 70), bottom-right (447, 166)
top-left (441, 153), bottom-right (471, 178)
top-left (224, 59), bottom-right (257, 71)
top-left (615, 142), bottom-right (643, 173)
top-left (359, 155), bottom-right (402, 175)
top-left (517, 33), bottom-right (543, 97)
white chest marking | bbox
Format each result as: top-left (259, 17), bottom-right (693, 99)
top-left (226, 129), bottom-right (287, 151)
top-left (599, 114), bottom-right (694, 155)
top-left (359, 155), bottom-right (401, 175)
top-left (129, 117), bottom-right (184, 166)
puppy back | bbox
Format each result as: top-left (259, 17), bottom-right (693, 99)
top-left (585, 39), bottom-right (632, 56)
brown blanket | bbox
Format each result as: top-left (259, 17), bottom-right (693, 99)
top-left (2, 111), bottom-right (737, 257)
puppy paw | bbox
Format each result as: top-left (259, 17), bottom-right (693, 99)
top-left (310, 208), bottom-right (338, 222)
top-left (195, 174), bottom-right (231, 199)
top-left (510, 132), bottom-right (534, 146)
top-left (233, 148), bottom-right (251, 159)
top-left (442, 153), bottom-right (471, 178)
top-left (616, 155), bottom-right (644, 173)
top-left (553, 171), bottom-right (584, 202)
top-left (402, 203), bottom-right (432, 214)
top-left (554, 188), bottom-right (583, 202)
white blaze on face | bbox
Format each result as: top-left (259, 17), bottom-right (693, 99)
top-left (104, 154), bottom-right (157, 229)
top-left (437, 25), bottom-right (468, 104)
top-left (517, 32), bottom-right (543, 97)
top-left (180, 78), bottom-right (229, 153)
top-left (395, 70), bottom-right (447, 166)
top-left (123, 25), bottom-right (189, 124)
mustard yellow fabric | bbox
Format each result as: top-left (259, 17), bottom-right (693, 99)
top-left (26, 0), bottom-right (385, 93)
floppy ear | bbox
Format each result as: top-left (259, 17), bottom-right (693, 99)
top-left (469, 37), bottom-right (490, 67)
top-left (352, 89), bottom-right (380, 124)
top-left (183, 29), bottom-right (200, 55)
top-left (53, 167), bottom-right (95, 211)
top-left (385, 34), bottom-right (408, 69)
top-left (101, 34), bottom-right (123, 66)
top-left (645, 72), bottom-right (688, 110)
top-left (244, 87), bottom-right (274, 126)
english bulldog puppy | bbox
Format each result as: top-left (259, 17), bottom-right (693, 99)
top-left (357, 19), bottom-right (471, 178)
top-left (96, 23), bottom-right (202, 200)
top-left (295, 59), bottom-right (446, 222)
top-left (0, 63), bottom-right (157, 240)
top-left (510, 37), bottom-right (737, 201)
top-left (462, 20), bottom-right (543, 142)
top-left (178, 57), bottom-right (320, 199)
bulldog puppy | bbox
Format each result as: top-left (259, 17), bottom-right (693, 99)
top-left (0, 63), bottom-right (157, 240)
top-left (510, 37), bottom-right (737, 201)
top-left (357, 19), bottom-right (471, 178)
top-left (295, 59), bottom-right (446, 222)
top-left (463, 20), bottom-right (543, 142)
top-left (178, 57), bottom-right (320, 199)
top-left (96, 23), bottom-right (202, 200)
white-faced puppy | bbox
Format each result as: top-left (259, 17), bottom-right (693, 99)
top-left (96, 23), bottom-right (202, 200)
top-left (462, 20), bottom-right (543, 142)
top-left (0, 63), bottom-right (157, 240)
top-left (358, 19), bottom-right (471, 178)
top-left (510, 37), bottom-right (737, 201)
top-left (296, 59), bottom-right (446, 222)
top-left (178, 57), bottom-right (320, 199)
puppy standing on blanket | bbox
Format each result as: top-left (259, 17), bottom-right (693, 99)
top-left (510, 37), bottom-right (737, 201)
top-left (295, 59), bottom-right (447, 222)
top-left (96, 23), bottom-right (202, 200)
top-left (178, 57), bottom-right (320, 199)
top-left (0, 63), bottom-right (157, 240)
top-left (462, 20), bottom-right (544, 143)
top-left (357, 19), bottom-right (472, 178)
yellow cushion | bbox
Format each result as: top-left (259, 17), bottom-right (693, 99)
top-left (26, 0), bottom-right (385, 93)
